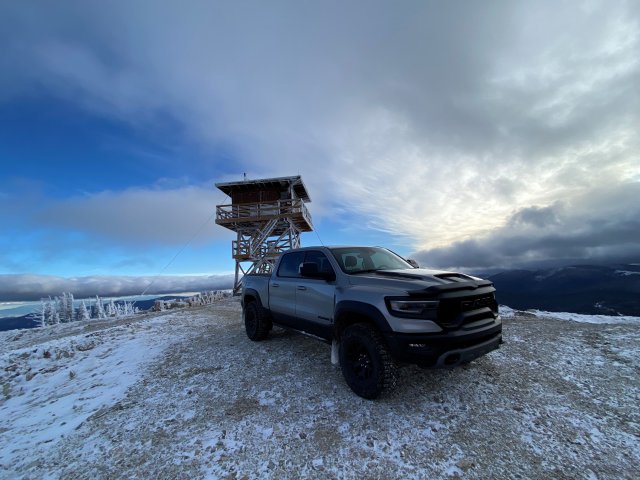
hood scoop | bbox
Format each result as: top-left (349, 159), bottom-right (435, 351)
top-left (408, 275), bottom-right (495, 296)
top-left (434, 273), bottom-right (474, 282)
top-left (372, 270), bottom-right (428, 280)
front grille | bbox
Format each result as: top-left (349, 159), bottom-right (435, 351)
top-left (437, 294), bottom-right (498, 328)
top-left (460, 295), bottom-right (496, 312)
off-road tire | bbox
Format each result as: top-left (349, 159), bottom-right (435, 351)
top-left (244, 302), bottom-right (271, 341)
top-left (339, 323), bottom-right (398, 399)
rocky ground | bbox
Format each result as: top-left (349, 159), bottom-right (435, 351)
top-left (1, 299), bottom-right (638, 479)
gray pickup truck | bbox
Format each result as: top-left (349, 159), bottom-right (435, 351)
top-left (242, 246), bottom-right (502, 399)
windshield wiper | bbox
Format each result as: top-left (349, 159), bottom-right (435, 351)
top-left (350, 269), bottom-right (382, 275)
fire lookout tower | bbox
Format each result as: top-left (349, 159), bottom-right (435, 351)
top-left (215, 176), bottom-right (313, 294)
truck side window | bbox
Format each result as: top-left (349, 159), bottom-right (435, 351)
top-left (304, 251), bottom-right (335, 275)
top-left (277, 252), bottom-right (305, 278)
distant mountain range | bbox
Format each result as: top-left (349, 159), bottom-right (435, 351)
top-left (486, 264), bottom-right (640, 316)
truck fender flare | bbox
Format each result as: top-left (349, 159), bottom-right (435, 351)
top-left (242, 288), bottom-right (264, 310)
top-left (334, 301), bottom-right (392, 338)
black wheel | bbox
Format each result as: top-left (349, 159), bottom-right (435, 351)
top-left (339, 323), bottom-right (398, 399)
top-left (244, 302), bottom-right (271, 341)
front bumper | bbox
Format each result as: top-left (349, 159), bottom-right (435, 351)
top-left (384, 317), bottom-right (502, 368)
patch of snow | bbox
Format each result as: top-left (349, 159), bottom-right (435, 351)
top-left (527, 309), bottom-right (640, 324)
top-left (0, 312), bottom-right (184, 472)
top-left (499, 305), bottom-right (516, 318)
top-left (255, 425), bottom-right (273, 440)
top-left (501, 304), bottom-right (640, 324)
top-left (257, 389), bottom-right (278, 406)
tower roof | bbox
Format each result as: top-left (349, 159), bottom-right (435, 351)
top-left (215, 175), bottom-right (311, 202)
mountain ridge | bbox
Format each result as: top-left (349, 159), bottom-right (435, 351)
top-left (486, 263), bottom-right (640, 316)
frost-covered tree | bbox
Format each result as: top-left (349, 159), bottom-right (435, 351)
top-left (94, 296), bottom-right (106, 319)
top-left (77, 300), bottom-right (89, 322)
top-left (43, 297), bottom-right (56, 326)
top-left (66, 293), bottom-right (75, 322)
top-left (55, 293), bottom-right (75, 323)
top-left (54, 296), bottom-right (64, 322)
top-left (58, 294), bottom-right (65, 322)
top-left (39, 293), bottom-right (101, 327)
top-left (39, 299), bottom-right (50, 327)
top-left (106, 299), bottom-right (117, 317)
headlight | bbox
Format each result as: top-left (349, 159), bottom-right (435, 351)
top-left (387, 299), bottom-right (439, 316)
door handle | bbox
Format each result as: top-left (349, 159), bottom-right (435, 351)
top-left (271, 283), bottom-right (279, 288)
top-left (297, 286), bottom-right (307, 291)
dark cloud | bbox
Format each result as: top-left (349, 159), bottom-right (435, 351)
top-left (0, 273), bottom-right (234, 302)
top-left (509, 205), bottom-right (561, 229)
top-left (414, 183), bottom-right (640, 270)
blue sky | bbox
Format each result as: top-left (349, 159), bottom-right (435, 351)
top-left (1, 0), bottom-right (639, 299)
top-left (0, 95), bottom-right (401, 278)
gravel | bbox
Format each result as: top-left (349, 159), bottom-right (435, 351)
top-left (1, 299), bottom-right (639, 479)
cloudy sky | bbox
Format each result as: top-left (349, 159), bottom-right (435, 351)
top-left (1, 0), bottom-right (639, 299)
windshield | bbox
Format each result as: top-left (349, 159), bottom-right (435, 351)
top-left (329, 247), bottom-right (413, 274)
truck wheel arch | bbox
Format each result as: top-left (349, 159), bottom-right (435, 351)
top-left (334, 301), bottom-right (392, 340)
top-left (242, 288), bottom-right (264, 310)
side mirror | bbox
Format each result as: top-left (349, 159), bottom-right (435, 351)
top-left (300, 262), bottom-right (336, 281)
top-left (406, 259), bottom-right (420, 268)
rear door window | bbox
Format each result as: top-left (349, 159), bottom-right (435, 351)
top-left (277, 252), bottom-right (305, 278)
top-left (304, 251), bottom-right (335, 276)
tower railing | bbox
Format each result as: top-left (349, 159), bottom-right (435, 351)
top-left (215, 198), bottom-right (313, 229)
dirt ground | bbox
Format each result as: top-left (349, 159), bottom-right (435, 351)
top-left (1, 299), bottom-right (639, 479)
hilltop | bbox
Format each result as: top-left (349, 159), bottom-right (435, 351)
top-left (1, 299), bottom-right (638, 479)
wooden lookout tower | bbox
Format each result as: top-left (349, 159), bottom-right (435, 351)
top-left (215, 176), bottom-right (313, 294)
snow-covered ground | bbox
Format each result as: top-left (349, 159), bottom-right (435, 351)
top-left (1, 300), bottom-right (639, 479)
top-left (500, 305), bottom-right (640, 324)
top-left (0, 312), bottom-right (189, 469)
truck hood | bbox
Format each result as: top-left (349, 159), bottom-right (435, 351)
top-left (346, 268), bottom-right (492, 296)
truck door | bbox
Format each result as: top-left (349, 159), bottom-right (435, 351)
top-left (295, 250), bottom-right (335, 338)
top-left (268, 251), bottom-right (304, 324)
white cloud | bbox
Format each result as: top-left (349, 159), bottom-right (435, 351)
top-left (38, 185), bottom-right (233, 246)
